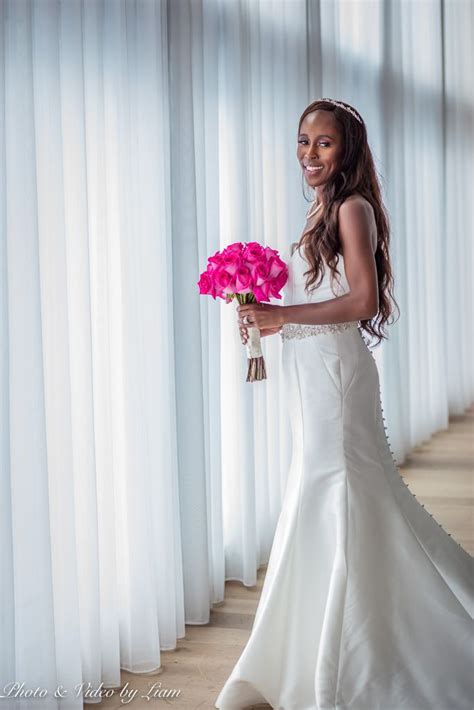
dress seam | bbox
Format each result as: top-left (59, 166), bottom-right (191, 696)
top-left (361, 337), bottom-right (474, 618)
top-left (333, 340), bottom-right (354, 708)
top-left (375, 429), bottom-right (473, 619)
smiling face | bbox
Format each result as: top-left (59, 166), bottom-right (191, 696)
top-left (297, 110), bottom-right (344, 192)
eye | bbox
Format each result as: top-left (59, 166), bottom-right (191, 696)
top-left (298, 140), bottom-right (330, 147)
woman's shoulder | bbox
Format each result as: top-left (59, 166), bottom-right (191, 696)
top-left (338, 193), bottom-right (377, 252)
top-left (340, 192), bottom-right (373, 213)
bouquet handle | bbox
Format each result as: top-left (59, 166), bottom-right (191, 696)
top-left (245, 326), bottom-right (267, 382)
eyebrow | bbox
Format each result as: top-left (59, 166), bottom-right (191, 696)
top-left (298, 133), bottom-right (336, 139)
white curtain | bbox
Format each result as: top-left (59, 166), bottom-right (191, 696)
top-left (1, 1), bottom-right (185, 706)
top-left (0, 0), bottom-right (472, 705)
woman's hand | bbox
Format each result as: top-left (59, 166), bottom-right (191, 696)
top-left (237, 302), bottom-right (286, 344)
top-left (239, 325), bottom-right (283, 344)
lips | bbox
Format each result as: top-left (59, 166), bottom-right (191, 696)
top-left (304, 165), bottom-right (323, 174)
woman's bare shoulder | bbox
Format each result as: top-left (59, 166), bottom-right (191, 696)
top-left (341, 192), bottom-right (373, 212)
top-left (339, 194), bottom-right (377, 252)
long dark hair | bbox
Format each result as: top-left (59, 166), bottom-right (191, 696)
top-left (296, 99), bottom-right (399, 346)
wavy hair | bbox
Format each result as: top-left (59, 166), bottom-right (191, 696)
top-left (296, 99), bottom-right (400, 346)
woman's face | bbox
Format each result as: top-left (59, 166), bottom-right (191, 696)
top-left (297, 110), bottom-right (344, 188)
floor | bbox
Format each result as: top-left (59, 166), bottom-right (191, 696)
top-left (89, 405), bottom-right (474, 710)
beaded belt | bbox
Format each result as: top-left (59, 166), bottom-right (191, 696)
top-left (279, 321), bottom-right (359, 341)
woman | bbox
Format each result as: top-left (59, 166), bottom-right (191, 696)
top-left (215, 99), bottom-right (473, 710)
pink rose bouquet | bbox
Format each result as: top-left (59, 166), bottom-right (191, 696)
top-left (197, 241), bottom-right (288, 382)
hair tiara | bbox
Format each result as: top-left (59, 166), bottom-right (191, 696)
top-left (318, 98), bottom-right (363, 124)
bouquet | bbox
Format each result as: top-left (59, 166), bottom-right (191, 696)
top-left (197, 242), bottom-right (288, 382)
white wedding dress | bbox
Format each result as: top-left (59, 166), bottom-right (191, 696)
top-left (215, 241), bottom-right (474, 710)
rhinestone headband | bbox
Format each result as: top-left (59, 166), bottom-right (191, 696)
top-left (318, 98), bottom-right (363, 124)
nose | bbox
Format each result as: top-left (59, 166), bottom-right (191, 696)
top-left (305, 146), bottom-right (319, 160)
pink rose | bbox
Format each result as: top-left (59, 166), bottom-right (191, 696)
top-left (268, 277), bottom-right (283, 299)
top-left (263, 246), bottom-right (279, 260)
top-left (242, 242), bottom-right (265, 264)
top-left (208, 250), bottom-right (224, 268)
top-left (221, 251), bottom-right (242, 277)
top-left (273, 270), bottom-right (288, 291)
top-left (213, 267), bottom-right (233, 295)
top-left (198, 272), bottom-right (213, 295)
top-left (253, 283), bottom-right (272, 302)
top-left (267, 256), bottom-right (286, 279)
top-left (222, 242), bottom-right (244, 256)
top-left (251, 261), bottom-right (271, 286)
top-left (232, 266), bottom-right (254, 294)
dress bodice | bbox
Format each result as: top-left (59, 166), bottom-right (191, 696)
top-left (281, 241), bottom-right (350, 307)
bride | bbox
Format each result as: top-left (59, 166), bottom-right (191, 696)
top-left (215, 99), bottom-right (473, 710)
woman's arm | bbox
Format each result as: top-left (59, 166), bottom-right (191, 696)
top-left (283, 199), bottom-right (378, 325)
top-left (237, 198), bottom-right (378, 331)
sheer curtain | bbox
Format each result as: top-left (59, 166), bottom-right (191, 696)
top-left (1, 1), bottom-right (184, 706)
top-left (0, 0), bottom-right (472, 704)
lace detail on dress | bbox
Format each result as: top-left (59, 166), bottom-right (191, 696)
top-left (280, 321), bottom-right (359, 340)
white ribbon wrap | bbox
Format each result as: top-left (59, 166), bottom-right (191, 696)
top-left (245, 326), bottom-right (263, 359)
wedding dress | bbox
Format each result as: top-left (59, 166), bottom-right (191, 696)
top-left (215, 240), bottom-right (474, 710)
